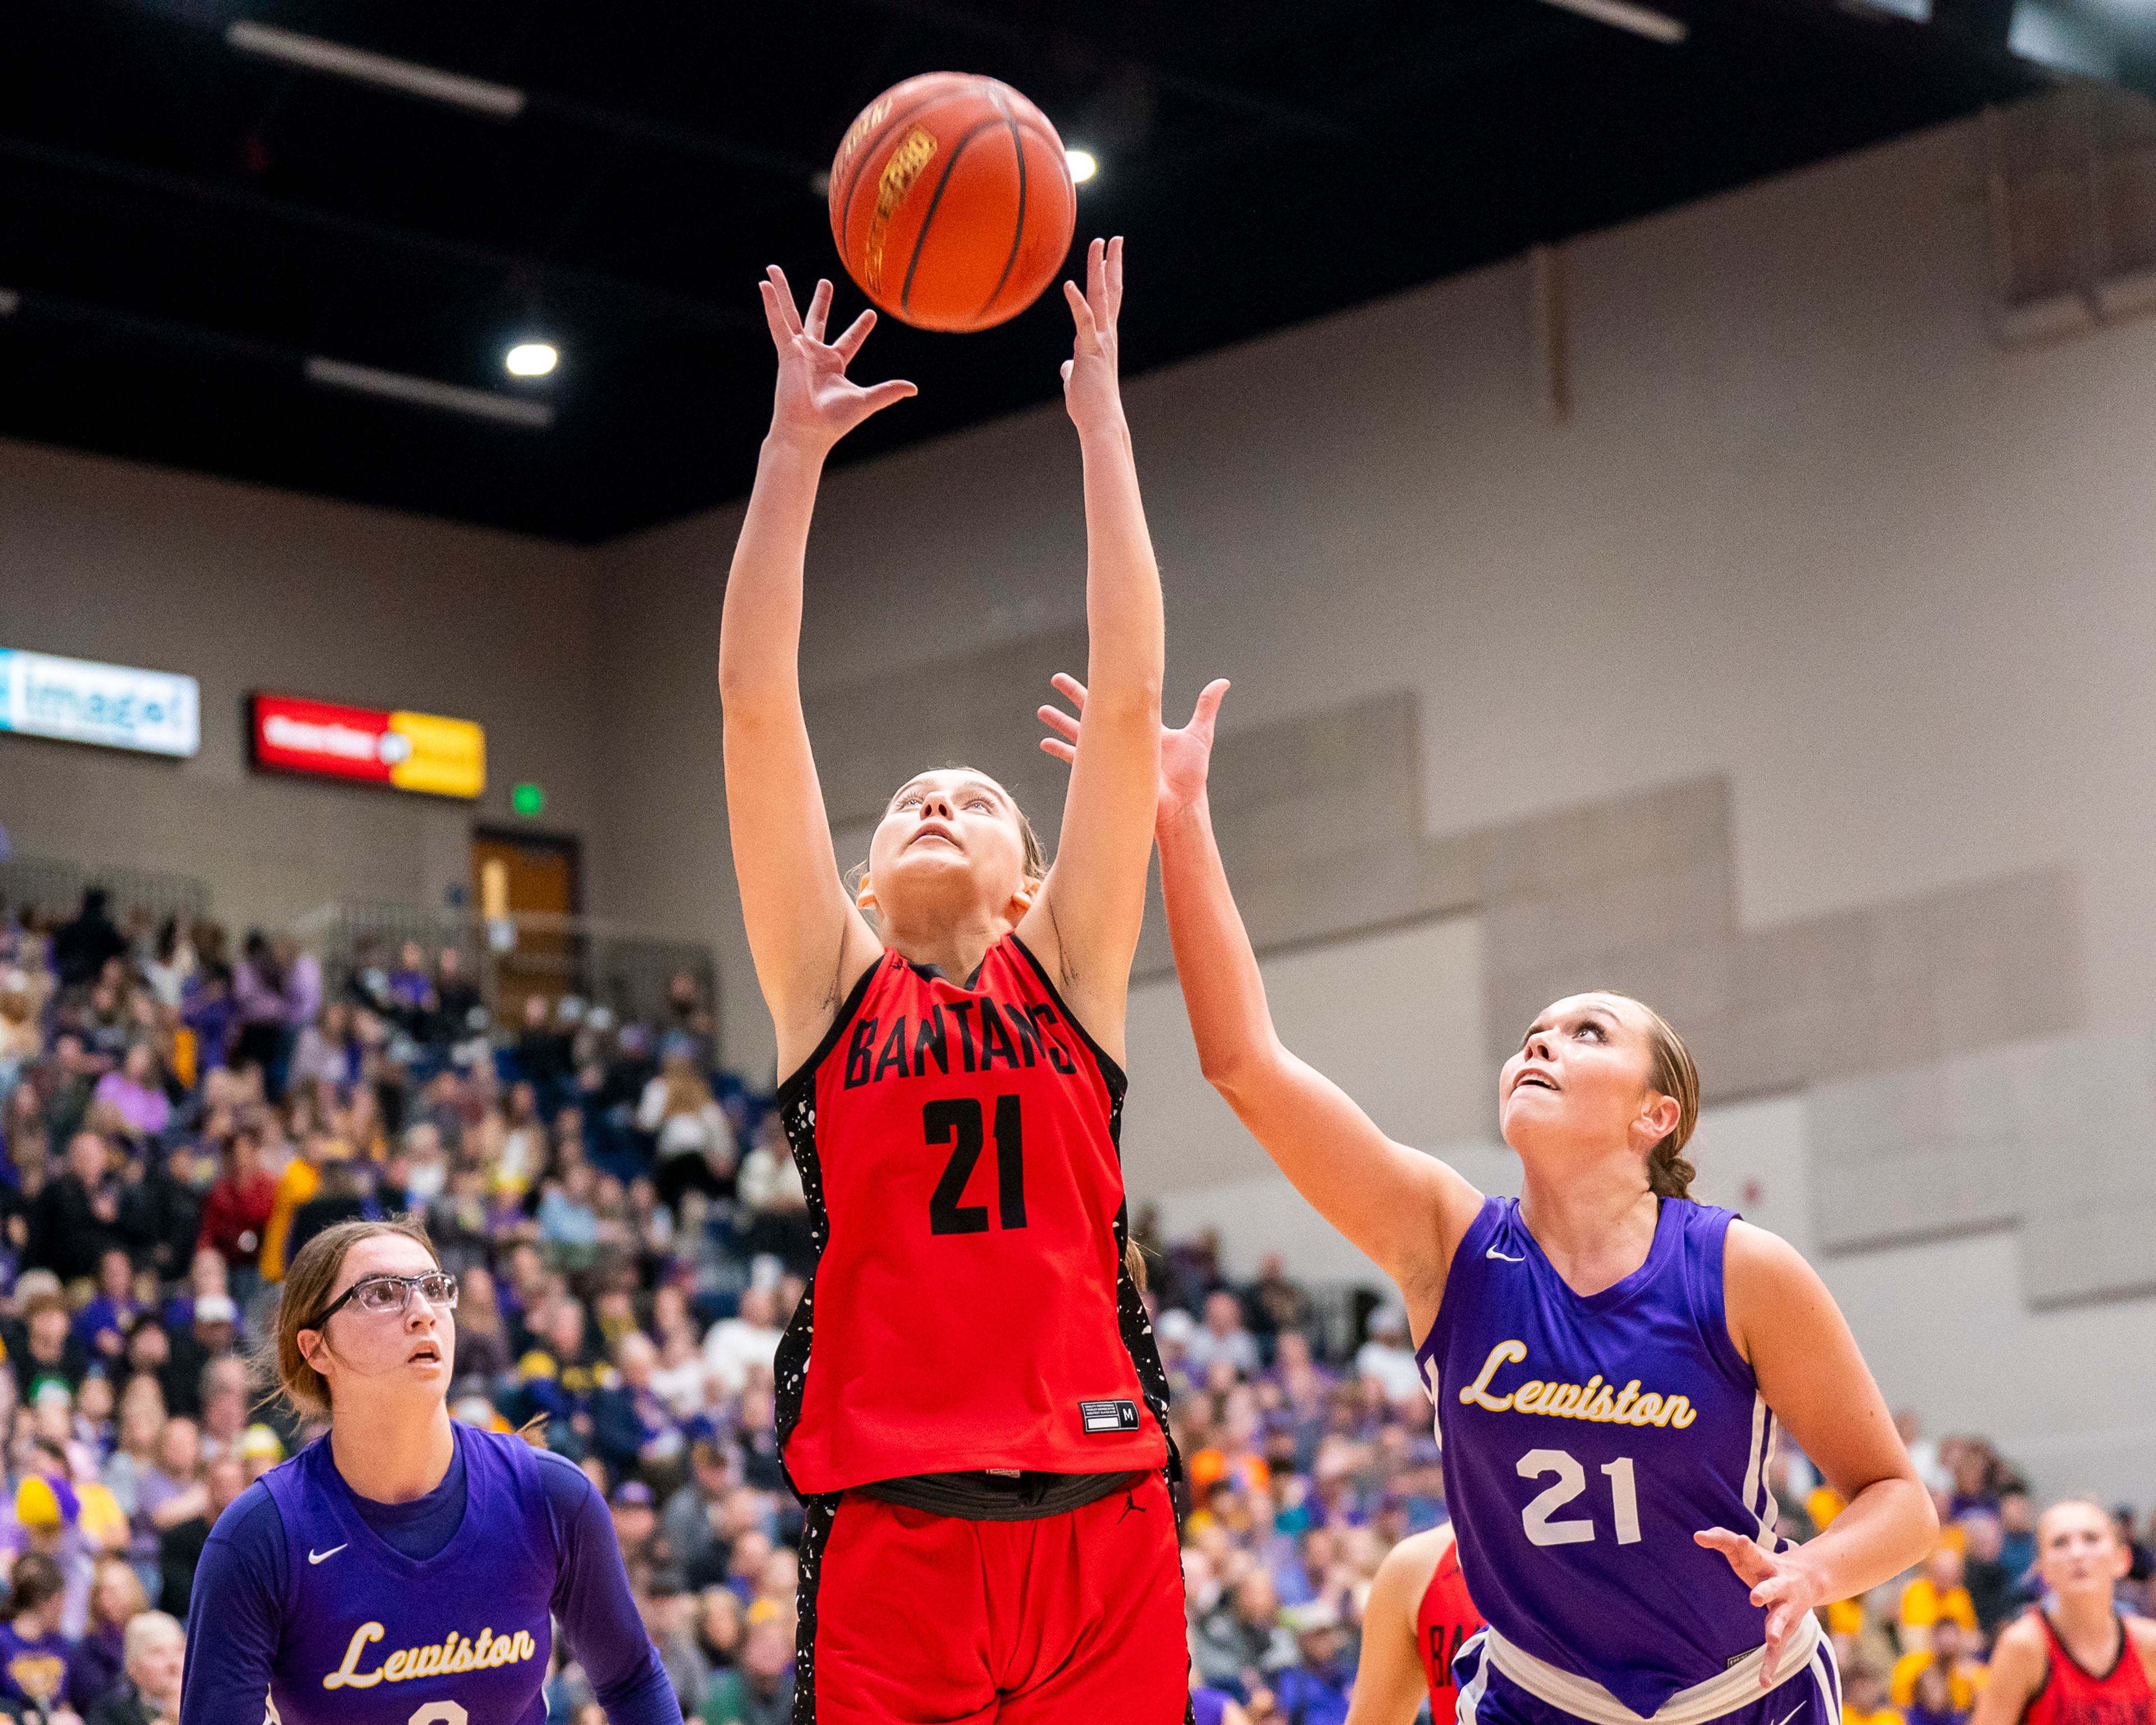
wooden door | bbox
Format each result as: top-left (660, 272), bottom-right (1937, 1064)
top-left (472, 831), bottom-right (581, 1013)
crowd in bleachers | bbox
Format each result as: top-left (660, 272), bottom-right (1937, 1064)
top-left (0, 885), bottom-right (2149, 1725)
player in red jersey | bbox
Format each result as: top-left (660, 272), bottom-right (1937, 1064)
top-left (719, 236), bottom-right (1185, 1724)
top-left (1972, 1499), bottom-right (2155, 1725)
top-left (1344, 1522), bottom-right (1486, 1725)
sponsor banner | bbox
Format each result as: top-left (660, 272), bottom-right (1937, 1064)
top-left (0, 647), bottom-right (200, 757)
top-left (249, 693), bottom-right (486, 800)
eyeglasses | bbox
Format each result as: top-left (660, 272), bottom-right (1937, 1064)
top-left (311, 1271), bottom-right (459, 1327)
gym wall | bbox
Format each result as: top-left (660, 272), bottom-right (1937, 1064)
top-left (0, 437), bottom-right (599, 924)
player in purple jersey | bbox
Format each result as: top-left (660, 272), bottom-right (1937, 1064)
top-left (1042, 678), bottom-right (1938, 1725)
top-left (177, 1218), bottom-right (679, 1725)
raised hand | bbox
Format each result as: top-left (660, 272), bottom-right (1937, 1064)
top-left (1693, 1527), bottom-right (1824, 1687)
top-left (758, 266), bottom-right (916, 455)
top-left (1039, 671), bottom-right (1230, 829)
top-left (1060, 236), bottom-right (1125, 436)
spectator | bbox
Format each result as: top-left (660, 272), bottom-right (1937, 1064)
top-left (1267, 1600), bottom-right (1354, 1725)
top-left (230, 933), bottom-right (287, 1096)
top-left (640, 1054), bottom-right (736, 1216)
top-left (155, 1453), bottom-right (242, 1620)
top-left (15, 1293), bottom-right (89, 1402)
top-left (91, 1047), bottom-right (168, 1142)
top-left (1892, 1622), bottom-right (1984, 1714)
top-left (1844, 1665), bottom-right (1902, 1725)
top-left (194, 1133), bottom-right (275, 1293)
top-left (1961, 1512), bottom-right (2020, 1634)
top-left (72, 1250), bottom-right (145, 1365)
top-left (1354, 1306), bottom-right (1423, 1407)
top-left (702, 1288), bottom-right (783, 1398)
top-left (72, 1557), bottom-right (149, 1713)
top-left (1898, 1545), bottom-right (1977, 1653)
top-left (0, 1551), bottom-right (84, 1717)
top-left (1186, 1291), bottom-right (1260, 1382)
top-left (701, 1600), bottom-right (794, 1725)
top-left (30, 1133), bottom-right (124, 1284)
top-left (85, 1610), bottom-right (183, 1725)
top-left (1196, 1571), bottom-right (1295, 1697)
top-left (54, 890), bottom-right (128, 989)
top-left (593, 1332), bottom-right (686, 1484)
top-left (734, 1123), bottom-right (810, 1274)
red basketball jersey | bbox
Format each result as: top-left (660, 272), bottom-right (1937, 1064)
top-left (773, 935), bottom-right (1170, 1495)
top-left (1417, 1526), bottom-right (1484, 1721)
top-left (2026, 1613), bottom-right (2154, 1725)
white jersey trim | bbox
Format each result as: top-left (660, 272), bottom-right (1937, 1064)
top-left (1479, 1612), bottom-right (1825, 1725)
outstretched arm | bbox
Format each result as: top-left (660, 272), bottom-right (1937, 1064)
top-left (1040, 678), bottom-right (1482, 1330)
top-left (719, 269), bottom-right (910, 1073)
top-left (1015, 238), bottom-right (1163, 1061)
top-left (1695, 1222), bottom-right (1937, 1687)
top-left (1344, 1532), bottom-right (1445, 1725)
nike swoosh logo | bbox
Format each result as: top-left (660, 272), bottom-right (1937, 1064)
top-left (1486, 1248), bottom-right (1526, 1262)
top-left (308, 1544), bottom-right (348, 1565)
top-left (1771, 1705), bottom-right (1803, 1725)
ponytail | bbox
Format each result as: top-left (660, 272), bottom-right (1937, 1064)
top-left (1632, 1001), bottom-right (1701, 1201)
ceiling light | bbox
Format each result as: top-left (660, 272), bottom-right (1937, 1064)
top-left (304, 357), bottom-right (554, 428)
top-left (1530, 0), bottom-right (1688, 44)
top-left (505, 342), bottom-right (559, 378)
top-left (1066, 149), bottom-right (1098, 185)
top-left (226, 21), bottom-right (527, 120)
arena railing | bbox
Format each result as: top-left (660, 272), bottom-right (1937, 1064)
top-left (289, 901), bottom-right (718, 1034)
top-left (0, 855), bottom-right (214, 929)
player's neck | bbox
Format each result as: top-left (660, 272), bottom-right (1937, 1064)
top-left (1516, 1156), bottom-right (1660, 1298)
top-left (878, 901), bottom-right (1012, 982)
top-left (2052, 1586), bottom-right (2121, 1653)
top-left (328, 1400), bottom-right (457, 1505)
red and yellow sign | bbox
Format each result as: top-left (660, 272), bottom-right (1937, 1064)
top-left (249, 692), bottom-right (486, 800)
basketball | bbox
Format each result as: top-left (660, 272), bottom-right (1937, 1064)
top-left (828, 72), bottom-right (1076, 334)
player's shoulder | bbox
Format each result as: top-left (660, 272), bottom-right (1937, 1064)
top-left (1371, 1521), bottom-right (1452, 1605)
top-left (1989, 1609), bottom-right (2054, 1671)
top-left (2124, 1612), bottom-right (2156, 1655)
top-left (208, 1475), bottom-right (285, 1549)
top-left (526, 1440), bottom-right (604, 1509)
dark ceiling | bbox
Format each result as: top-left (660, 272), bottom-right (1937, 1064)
top-left (0, 0), bottom-right (2087, 542)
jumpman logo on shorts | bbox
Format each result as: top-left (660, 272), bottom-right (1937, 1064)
top-left (1117, 1489), bottom-right (1146, 1524)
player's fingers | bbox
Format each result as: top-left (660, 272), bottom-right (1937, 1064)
top-left (806, 277), bottom-right (834, 342)
top-left (833, 308), bottom-right (877, 363)
top-left (1087, 236), bottom-right (1112, 326)
top-left (1050, 672), bottom-right (1090, 708)
top-left (758, 282), bottom-right (794, 350)
top-left (858, 379), bottom-right (917, 415)
top-left (766, 266), bottom-right (802, 335)
top-left (1191, 678), bottom-right (1231, 732)
top-left (1063, 280), bottom-right (1096, 344)
top-left (1107, 234), bottom-right (1125, 315)
top-left (1039, 737), bottom-right (1077, 764)
top-left (1061, 359), bottom-right (1074, 384)
top-left (1036, 704), bottom-right (1081, 741)
top-left (1694, 1528), bottom-right (1770, 1582)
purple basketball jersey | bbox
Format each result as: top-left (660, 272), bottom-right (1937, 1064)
top-left (257, 1423), bottom-right (559, 1725)
top-left (1418, 1197), bottom-right (1781, 1717)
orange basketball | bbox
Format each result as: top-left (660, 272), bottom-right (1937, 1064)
top-left (828, 73), bottom-right (1077, 334)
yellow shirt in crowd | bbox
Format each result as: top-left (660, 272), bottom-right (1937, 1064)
top-left (258, 1157), bottom-right (321, 1283)
top-left (1898, 1579), bottom-right (1978, 1633)
top-left (1891, 1654), bottom-right (1986, 1712)
top-left (1845, 1706), bottom-right (1903, 1725)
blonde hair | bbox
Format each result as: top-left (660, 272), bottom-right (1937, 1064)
top-left (1588, 994), bottom-right (1701, 1199)
top-left (271, 1216), bottom-right (439, 1417)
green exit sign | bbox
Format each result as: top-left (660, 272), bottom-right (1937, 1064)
top-left (510, 782), bottom-right (546, 818)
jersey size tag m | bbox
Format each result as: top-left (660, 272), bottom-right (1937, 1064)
top-left (1079, 1399), bottom-right (1141, 1435)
